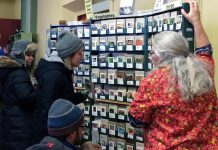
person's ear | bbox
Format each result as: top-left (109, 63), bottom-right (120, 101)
top-left (68, 131), bottom-right (77, 141)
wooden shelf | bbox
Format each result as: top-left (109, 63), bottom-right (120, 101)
top-left (95, 99), bottom-right (130, 106)
top-left (74, 87), bottom-right (85, 90)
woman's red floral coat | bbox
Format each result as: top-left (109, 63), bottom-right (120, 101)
top-left (129, 44), bottom-right (218, 150)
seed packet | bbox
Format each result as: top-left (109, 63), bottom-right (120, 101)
top-left (109, 105), bottom-right (118, 119)
top-left (126, 123), bottom-right (135, 139)
top-left (126, 36), bottom-right (135, 51)
top-left (108, 36), bottom-right (116, 51)
top-left (117, 123), bottom-right (126, 138)
top-left (116, 19), bottom-right (125, 33)
top-left (109, 19), bottom-right (116, 34)
top-left (126, 18), bottom-right (135, 33)
top-left (136, 17), bottom-right (145, 33)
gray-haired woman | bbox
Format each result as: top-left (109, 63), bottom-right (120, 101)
top-left (129, 0), bottom-right (218, 149)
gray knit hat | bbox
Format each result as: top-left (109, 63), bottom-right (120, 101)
top-left (10, 40), bottom-right (33, 65)
top-left (56, 31), bottom-right (84, 58)
top-left (47, 99), bottom-right (84, 137)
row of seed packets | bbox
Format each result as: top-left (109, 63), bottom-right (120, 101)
top-left (92, 18), bottom-right (145, 34)
top-left (148, 11), bottom-right (182, 32)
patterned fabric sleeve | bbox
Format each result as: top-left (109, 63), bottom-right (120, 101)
top-left (195, 44), bottom-right (215, 77)
top-left (195, 44), bottom-right (213, 56)
top-left (128, 112), bottom-right (145, 128)
top-left (129, 78), bottom-right (154, 126)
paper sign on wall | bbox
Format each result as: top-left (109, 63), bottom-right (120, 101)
top-left (85, 0), bottom-right (93, 19)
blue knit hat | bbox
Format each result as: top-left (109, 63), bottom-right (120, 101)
top-left (47, 99), bottom-right (84, 137)
top-left (56, 31), bottom-right (84, 58)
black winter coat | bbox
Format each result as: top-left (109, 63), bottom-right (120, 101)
top-left (32, 58), bottom-right (86, 144)
top-left (0, 56), bottom-right (36, 150)
top-left (26, 136), bottom-right (78, 150)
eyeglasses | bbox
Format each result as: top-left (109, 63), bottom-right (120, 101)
top-left (80, 124), bottom-right (87, 128)
top-left (149, 51), bottom-right (155, 55)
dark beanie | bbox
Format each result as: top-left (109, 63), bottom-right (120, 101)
top-left (47, 99), bottom-right (84, 137)
top-left (56, 31), bottom-right (84, 58)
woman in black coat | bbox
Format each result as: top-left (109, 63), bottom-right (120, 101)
top-left (0, 40), bottom-right (37, 150)
top-left (32, 31), bottom-right (87, 144)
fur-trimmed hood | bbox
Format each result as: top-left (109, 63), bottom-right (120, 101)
top-left (0, 56), bottom-right (21, 68)
top-left (0, 56), bottom-right (21, 83)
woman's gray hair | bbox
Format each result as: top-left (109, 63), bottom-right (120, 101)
top-left (152, 31), bottom-right (213, 101)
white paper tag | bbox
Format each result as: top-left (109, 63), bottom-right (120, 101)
top-left (136, 81), bottom-right (140, 86)
top-left (127, 63), bottom-right (133, 68)
top-left (109, 48), bottom-right (115, 51)
top-left (118, 132), bottom-right (124, 138)
top-left (148, 63), bottom-right (153, 69)
top-left (84, 33), bottom-right (89, 38)
top-left (102, 146), bottom-right (106, 150)
top-left (100, 95), bottom-right (105, 99)
top-left (117, 29), bottom-right (123, 33)
top-left (84, 71), bottom-right (89, 75)
top-left (109, 30), bottom-right (115, 34)
top-left (128, 134), bottom-right (134, 139)
top-left (109, 146), bottom-right (115, 150)
top-left (109, 95), bottom-right (115, 100)
top-left (127, 28), bottom-right (134, 33)
top-left (92, 30), bottom-right (98, 34)
top-left (51, 35), bottom-right (56, 38)
top-left (136, 28), bottom-right (142, 33)
top-left (148, 26), bottom-right (152, 32)
top-left (176, 23), bottom-right (182, 30)
top-left (108, 79), bottom-right (114, 84)
top-left (164, 24), bottom-right (168, 31)
top-left (136, 63), bottom-right (143, 69)
top-left (92, 46), bottom-right (97, 51)
top-left (153, 27), bottom-right (157, 32)
top-left (118, 115), bottom-right (125, 120)
top-left (109, 113), bottom-right (115, 118)
top-left (126, 45), bottom-right (133, 51)
top-left (170, 24), bottom-right (174, 30)
top-left (100, 63), bottom-right (106, 67)
top-left (101, 128), bottom-right (107, 133)
top-left (117, 46), bottom-right (123, 51)
top-left (136, 136), bottom-right (143, 141)
top-left (101, 30), bottom-right (106, 35)
top-left (136, 45), bottom-right (143, 50)
top-left (77, 83), bottom-right (82, 87)
top-left (78, 33), bottom-right (83, 37)
top-left (85, 46), bottom-right (89, 50)
top-left (92, 108), bottom-right (97, 116)
top-left (127, 98), bottom-right (133, 103)
top-left (92, 78), bottom-right (97, 83)
top-left (108, 63), bottom-right (114, 68)
top-left (127, 81), bottom-right (134, 85)
top-left (109, 129), bottom-right (115, 135)
top-left (117, 79), bottom-right (124, 85)
top-left (117, 96), bottom-right (123, 101)
top-left (117, 62), bottom-right (124, 68)
top-left (148, 46), bottom-right (152, 51)
top-left (78, 72), bottom-right (83, 75)
top-left (84, 135), bottom-right (89, 139)
top-left (100, 78), bottom-right (106, 83)
top-left (101, 111), bottom-right (106, 117)
top-left (84, 111), bottom-right (89, 115)
top-left (100, 46), bottom-right (106, 51)
top-left (92, 61), bottom-right (98, 67)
